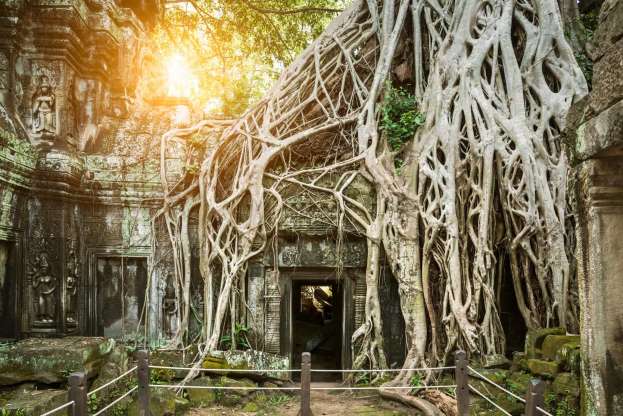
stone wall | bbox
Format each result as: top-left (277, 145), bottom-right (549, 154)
top-left (0, 0), bottom-right (170, 341)
top-left (567, 0), bottom-right (623, 413)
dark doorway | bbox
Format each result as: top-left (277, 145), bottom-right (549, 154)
top-left (498, 253), bottom-right (527, 354)
top-left (96, 257), bottom-right (148, 339)
top-left (292, 280), bottom-right (342, 381)
top-left (0, 242), bottom-right (16, 339)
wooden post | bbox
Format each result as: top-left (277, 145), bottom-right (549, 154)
top-left (299, 352), bottom-right (312, 416)
top-left (525, 379), bottom-right (545, 416)
top-left (137, 349), bottom-right (150, 416)
top-left (455, 350), bottom-right (469, 416)
top-left (67, 372), bottom-right (87, 416)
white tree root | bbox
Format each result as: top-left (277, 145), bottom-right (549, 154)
top-left (155, 0), bottom-right (586, 410)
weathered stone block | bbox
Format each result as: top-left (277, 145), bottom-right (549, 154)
top-left (151, 347), bottom-right (198, 381)
top-left (541, 335), bottom-right (581, 361)
top-left (128, 388), bottom-right (177, 416)
top-left (506, 371), bottom-right (533, 397)
top-left (511, 352), bottom-right (528, 372)
top-left (201, 349), bottom-right (290, 381)
top-left (575, 99), bottom-right (623, 160)
top-left (525, 327), bottom-right (565, 358)
top-left (589, 0), bottom-right (623, 60)
top-left (186, 377), bottom-right (218, 406)
top-left (527, 359), bottom-right (559, 378)
top-left (555, 342), bottom-right (582, 374)
top-left (552, 372), bottom-right (580, 397)
top-left (216, 376), bottom-right (257, 397)
top-left (481, 354), bottom-right (511, 369)
top-left (590, 39), bottom-right (623, 115)
top-left (0, 337), bottom-right (114, 385)
top-left (1, 388), bottom-right (67, 416)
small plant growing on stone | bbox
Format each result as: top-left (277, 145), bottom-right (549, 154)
top-left (219, 322), bottom-right (251, 350)
top-left (409, 373), bottom-right (424, 394)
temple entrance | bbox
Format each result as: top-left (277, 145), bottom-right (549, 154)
top-left (96, 256), bottom-right (148, 339)
top-left (0, 242), bottom-right (16, 339)
top-left (291, 279), bottom-right (342, 381)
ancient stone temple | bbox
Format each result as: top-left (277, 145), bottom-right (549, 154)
top-left (0, 0), bottom-right (165, 340)
top-left (0, 0), bottom-right (622, 414)
top-left (0, 1), bottom-right (406, 376)
top-left (568, 0), bottom-right (623, 413)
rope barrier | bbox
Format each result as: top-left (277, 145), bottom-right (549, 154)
top-left (469, 385), bottom-right (512, 416)
top-left (310, 384), bottom-right (457, 391)
top-left (149, 383), bottom-right (456, 392)
top-left (309, 366), bottom-right (455, 373)
top-left (149, 365), bottom-right (301, 373)
top-left (467, 366), bottom-right (526, 403)
top-left (92, 385), bottom-right (138, 416)
top-left (40, 400), bottom-right (74, 416)
top-left (536, 406), bottom-right (554, 416)
top-left (88, 366), bottom-right (138, 396)
top-left (151, 384), bottom-right (302, 390)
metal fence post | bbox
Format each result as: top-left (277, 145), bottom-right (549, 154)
top-left (524, 379), bottom-right (545, 416)
top-left (455, 350), bottom-right (469, 416)
top-left (299, 352), bottom-right (312, 416)
top-left (67, 372), bottom-right (87, 416)
top-left (137, 349), bottom-right (150, 416)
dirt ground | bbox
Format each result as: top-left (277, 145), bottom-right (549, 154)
top-left (185, 383), bottom-right (420, 415)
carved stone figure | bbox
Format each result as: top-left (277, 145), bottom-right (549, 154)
top-left (66, 273), bottom-right (77, 323)
top-left (32, 75), bottom-right (56, 135)
top-left (162, 276), bottom-right (178, 338)
top-left (32, 253), bottom-right (56, 324)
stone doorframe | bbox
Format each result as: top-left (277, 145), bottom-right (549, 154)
top-left (279, 269), bottom-right (354, 374)
top-left (85, 248), bottom-right (154, 337)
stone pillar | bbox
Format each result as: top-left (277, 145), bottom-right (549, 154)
top-left (568, 1), bottom-right (623, 413)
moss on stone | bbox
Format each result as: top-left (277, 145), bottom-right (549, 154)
top-left (553, 372), bottom-right (580, 397)
top-left (527, 359), bottom-right (559, 378)
top-left (525, 327), bottom-right (565, 358)
top-left (541, 335), bottom-right (580, 360)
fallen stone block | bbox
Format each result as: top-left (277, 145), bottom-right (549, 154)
top-left (0, 337), bottom-right (115, 385)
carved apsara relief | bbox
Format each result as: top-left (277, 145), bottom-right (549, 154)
top-left (30, 252), bottom-right (56, 324)
top-left (28, 62), bottom-right (61, 141)
top-left (65, 205), bottom-right (80, 326)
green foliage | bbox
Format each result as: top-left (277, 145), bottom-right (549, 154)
top-left (574, 50), bottom-right (593, 87)
top-left (219, 322), bottom-right (251, 350)
top-left (380, 85), bottom-right (425, 153)
top-left (545, 393), bottom-right (578, 416)
top-left (567, 11), bottom-right (599, 88)
top-left (409, 373), bottom-right (423, 394)
top-left (88, 393), bottom-right (100, 413)
top-left (354, 373), bottom-right (370, 386)
top-left (267, 393), bottom-right (292, 406)
top-left (155, 0), bottom-right (344, 116)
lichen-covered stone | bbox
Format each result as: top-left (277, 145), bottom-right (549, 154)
top-left (201, 349), bottom-right (289, 381)
top-left (481, 354), bottom-right (511, 369)
top-left (511, 352), bottom-right (528, 372)
top-left (0, 337), bottom-right (115, 385)
top-left (527, 359), bottom-right (559, 378)
top-left (555, 342), bottom-right (581, 375)
top-left (1, 387), bottom-right (67, 415)
top-left (552, 373), bottom-right (580, 397)
top-left (151, 347), bottom-right (198, 381)
top-left (541, 335), bottom-right (580, 360)
top-left (186, 377), bottom-right (218, 406)
top-left (525, 327), bottom-right (565, 358)
top-left (128, 388), bottom-right (177, 416)
top-left (505, 371), bottom-right (533, 397)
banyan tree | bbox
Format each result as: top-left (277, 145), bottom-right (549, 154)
top-left (155, 0), bottom-right (587, 403)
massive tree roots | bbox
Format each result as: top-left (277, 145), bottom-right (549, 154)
top-left (155, 0), bottom-right (586, 405)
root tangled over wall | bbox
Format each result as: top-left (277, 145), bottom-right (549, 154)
top-left (155, 0), bottom-right (586, 392)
